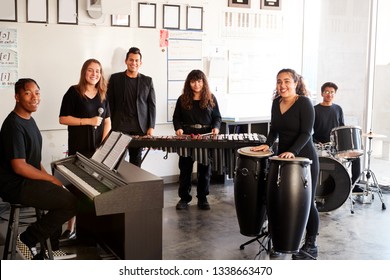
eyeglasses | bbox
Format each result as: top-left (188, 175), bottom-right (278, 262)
top-left (323, 91), bottom-right (335, 95)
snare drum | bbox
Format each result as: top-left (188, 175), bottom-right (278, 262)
top-left (315, 142), bottom-right (333, 157)
top-left (315, 156), bottom-right (351, 212)
top-left (266, 156), bottom-right (312, 253)
top-left (331, 126), bottom-right (363, 159)
top-left (234, 147), bottom-right (273, 236)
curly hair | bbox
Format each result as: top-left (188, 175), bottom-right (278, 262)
top-left (272, 68), bottom-right (309, 99)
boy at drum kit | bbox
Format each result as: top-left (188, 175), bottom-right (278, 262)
top-left (313, 82), bottom-right (362, 190)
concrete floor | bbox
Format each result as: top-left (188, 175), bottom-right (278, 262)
top-left (1, 157), bottom-right (389, 260)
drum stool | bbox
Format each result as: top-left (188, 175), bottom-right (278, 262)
top-left (2, 204), bottom-right (54, 260)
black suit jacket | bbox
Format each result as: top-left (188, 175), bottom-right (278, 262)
top-left (107, 71), bottom-right (156, 134)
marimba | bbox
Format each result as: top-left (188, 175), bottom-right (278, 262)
top-left (128, 133), bottom-right (266, 178)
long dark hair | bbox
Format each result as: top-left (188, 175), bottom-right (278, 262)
top-left (180, 69), bottom-right (215, 110)
top-left (75, 58), bottom-right (107, 102)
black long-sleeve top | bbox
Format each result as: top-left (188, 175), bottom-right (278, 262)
top-left (172, 95), bottom-right (222, 134)
top-left (266, 95), bottom-right (316, 159)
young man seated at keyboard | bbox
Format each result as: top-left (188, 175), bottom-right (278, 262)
top-left (0, 78), bottom-right (78, 260)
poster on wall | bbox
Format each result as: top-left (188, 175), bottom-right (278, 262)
top-left (0, 28), bottom-right (18, 88)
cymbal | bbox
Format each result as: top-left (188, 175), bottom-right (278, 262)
top-left (362, 132), bottom-right (387, 138)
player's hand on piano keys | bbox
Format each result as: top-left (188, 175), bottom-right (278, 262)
top-left (49, 175), bottom-right (64, 187)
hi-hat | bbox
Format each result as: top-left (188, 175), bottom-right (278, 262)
top-left (362, 132), bottom-right (387, 138)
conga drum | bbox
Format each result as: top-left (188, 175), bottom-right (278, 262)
top-left (234, 147), bottom-right (273, 236)
top-left (267, 156), bottom-right (312, 253)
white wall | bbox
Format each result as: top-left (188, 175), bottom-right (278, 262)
top-left (3, 0), bottom-right (377, 176)
top-left (0, 0), bottom-right (314, 180)
top-left (301, 0), bottom-right (370, 128)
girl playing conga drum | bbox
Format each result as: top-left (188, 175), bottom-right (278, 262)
top-left (252, 69), bottom-right (319, 260)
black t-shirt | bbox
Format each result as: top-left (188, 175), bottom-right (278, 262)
top-left (0, 111), bottom-right (42, 199)
top-left (59, 86), bottom-right (111, 157)
top-left (116, 76), bottom-right (141, 134)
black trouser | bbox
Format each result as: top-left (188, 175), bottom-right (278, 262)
top-left (11, 180), bottom-right (78, 250)
top-left (306, 155), bottom-right (320, 238)
top-left (351, 157), bottom-right (361, 184)
top-left (178, 156), bottom-right (211, 202)
top-left (128, 147), bottom-right (143, 167)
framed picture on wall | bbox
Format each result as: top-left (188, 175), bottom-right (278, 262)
top-left (260, 0), bottom-right (282, 10)
top-left (27, 0), bottom-right (48, 23)
top-left (111, 15), bottom-right (130, 27)
top-left (186, 6), bottom-right (203, 31)
top-left (163, 4), bottom-right (180, 30)
top-left (138, 3), bottom-right (156, 28)
top-left (228, 0), bottom-right (251, 8)
top-left (0, 0), bottom-right (17, 22)
top-left (57, 0), bottom-right (78, 24)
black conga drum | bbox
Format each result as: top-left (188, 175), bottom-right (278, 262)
top-left (267, 156), bottom-right (312, 253)
top-left (234, 147), bottom-right (273, 236)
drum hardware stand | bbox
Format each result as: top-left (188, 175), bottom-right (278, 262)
top-left (352, 133), bottom-right (386, 210)
top-left (342, 158), bottom-right (360, 214)
top-left (239, 222), bottom-right (271, 257)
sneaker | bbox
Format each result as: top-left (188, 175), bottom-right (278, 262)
top-left (176, 200), bottom-right (189, 210)
top-left (197, 199), bottom-right (210, 210)
top-left (47, 249), bottom-right (77, 260)
top-left (60, 230), bottom-right (76, 240)
top-left (16, 234), bottom-right (38, 260)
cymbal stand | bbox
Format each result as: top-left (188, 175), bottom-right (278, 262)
top-left (351, 134), bottom-right (386, 210)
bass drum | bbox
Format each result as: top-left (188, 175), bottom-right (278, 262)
top-left (315, 156), bottom-right (351, 212)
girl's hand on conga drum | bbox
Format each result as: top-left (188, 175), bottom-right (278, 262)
top-left (279, 152), bottom-right (295, 159)
top-left (250, 144), bottom-right (270, 152)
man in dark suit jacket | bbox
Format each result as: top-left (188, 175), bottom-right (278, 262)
top-left (107, 47), bottom-right (156, 167)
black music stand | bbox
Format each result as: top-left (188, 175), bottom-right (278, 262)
top-left (351, 131), bottom-right (386, 210)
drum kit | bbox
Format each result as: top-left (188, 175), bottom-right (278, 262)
top-left (316, 126), bottom-right (386, 213)
top-left (233, 126), bottom-right (387, 256)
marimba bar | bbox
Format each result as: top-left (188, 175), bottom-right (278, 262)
top-left (128, 133), bottom-right (266, 178)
